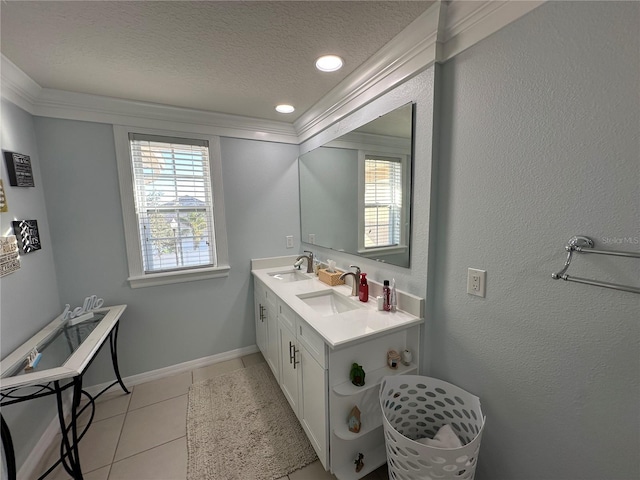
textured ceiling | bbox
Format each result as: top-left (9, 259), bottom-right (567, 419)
top-left (0, 1), bottom-right (432, 122)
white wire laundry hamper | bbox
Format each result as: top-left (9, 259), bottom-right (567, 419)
top-left (379, 376), bottom-right (485, 480)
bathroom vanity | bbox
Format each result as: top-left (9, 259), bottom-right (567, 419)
top-left (252, 256), bottom-right (424, 480)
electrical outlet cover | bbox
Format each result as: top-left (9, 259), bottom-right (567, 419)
top-left (467, 268), bottom-right (486, 297)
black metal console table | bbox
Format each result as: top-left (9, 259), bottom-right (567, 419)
top-left (0, 304), bottom-right (129, 480)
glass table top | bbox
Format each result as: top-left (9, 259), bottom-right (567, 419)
top-left (0, 305), bottom-right (126, 390)
top-left (3, 313), bottom-right (107, 379)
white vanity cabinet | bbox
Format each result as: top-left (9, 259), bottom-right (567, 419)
top-left (278, 299), bottom-right (329, 468)
top-left (254, 279), bottom-right (279, 379)
top-left (252, 260), bottom-right (424, 480)
top-left (328, 325), bottom-right (420, 479)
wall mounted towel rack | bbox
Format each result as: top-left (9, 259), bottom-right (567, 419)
top-left (552, 236), bottom-right (640, 294)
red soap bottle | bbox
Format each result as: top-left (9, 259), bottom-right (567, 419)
top-left (359, 273), bottom-right (369, 302)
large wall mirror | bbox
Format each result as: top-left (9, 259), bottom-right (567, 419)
top-left (299, 102), bottom-right (415, 268)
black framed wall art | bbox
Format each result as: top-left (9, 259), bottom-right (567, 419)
top-left (4, 151), bottom-right (35, 187)
top-left (12, 219), bottom-right (42, 254)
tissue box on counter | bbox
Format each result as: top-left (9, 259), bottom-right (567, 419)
top-left (318, 268), bottom-right (345, 286)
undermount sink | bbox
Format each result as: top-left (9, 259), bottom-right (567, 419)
top-left (297, 290), bottom-right (362, 316)
top-left (268, 270), bottom-right (310, 282)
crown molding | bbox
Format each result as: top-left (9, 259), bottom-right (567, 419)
top-left (294, 2), bottom-right (444, 143)
top-left (294, 1), bottom-right (545, 143)
top-left (34, 88), bottom-right (299, 143)
top-left (1, 1), bottom-right (545, 145)
top-left (441, 0), bottom-right (546, 62)
top-left (1, 55), bottom-right (298, 144)
top-left (0, 55), bottom-right (42, 114)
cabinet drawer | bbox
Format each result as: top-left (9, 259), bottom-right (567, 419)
top-left (278, 299), bottom-right (296, 332)
top-left (297, 319), bottom-right (326, 368)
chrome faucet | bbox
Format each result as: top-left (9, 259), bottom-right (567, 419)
top-left (339, 265), bottom-right (361, 296)
top-left (294, 250), bottom-right (314, 273)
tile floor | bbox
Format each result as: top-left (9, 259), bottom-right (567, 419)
top-left (34, 353), bottom-right (389, 480)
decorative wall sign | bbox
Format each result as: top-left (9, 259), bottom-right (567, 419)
top-left (4, 151), bottom-right (35, 187)
top-left (0, 180), bottom-right (7, 212)
top-left (12, 220), bottom-right (41, 254)
top-left (0, 235), bottom-right (21, 277)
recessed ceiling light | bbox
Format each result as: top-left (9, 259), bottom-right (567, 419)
top-left (315, 55), bottom-right (344, 72)
top-left (275, 104), bottom-right (295, 114)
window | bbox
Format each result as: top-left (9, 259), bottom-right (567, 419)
top-left (114, 127), bottom-right (229, 288)
top-left (358, 152), bottom-right (408, 255)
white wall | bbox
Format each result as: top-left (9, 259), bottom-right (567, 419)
top-left (431, 2), bottom-right (639, 478)
top-left (0, 99), bottom-right (61, 471)
top-left (33, 117), bottom-right (301, 385)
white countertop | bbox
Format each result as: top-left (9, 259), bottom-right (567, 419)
top-left (252, 262), bottom-right (424, 349)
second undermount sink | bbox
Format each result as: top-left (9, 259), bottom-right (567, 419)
top-left (268, 270), bottom-right (310, 282)
top-left (297, 290), bottom-right (362, 316)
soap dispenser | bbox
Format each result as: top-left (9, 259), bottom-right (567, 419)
top-left (359, 273), bottom-right (369, 302)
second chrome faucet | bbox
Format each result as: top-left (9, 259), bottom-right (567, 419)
top-left (339, 265), bottom-right (361, 296)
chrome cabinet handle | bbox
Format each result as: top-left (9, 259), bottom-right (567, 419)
top-left (259, 304), bottom-right (265, 321)
top-left (289, 341), bottom-right (294, 364)
top-left (292, 346), bottom-right (300, 369)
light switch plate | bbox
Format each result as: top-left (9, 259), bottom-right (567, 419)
top-left (467, 268), bottom-right (486, 297)
top-left (286, 235), bottom-right (293, 248)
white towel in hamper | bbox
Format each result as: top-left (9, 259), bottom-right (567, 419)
top-left (416, 424), bottom-right (463, 449)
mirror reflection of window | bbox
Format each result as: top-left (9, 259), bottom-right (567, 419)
top-left (364, 155), bottom-right (402, 248)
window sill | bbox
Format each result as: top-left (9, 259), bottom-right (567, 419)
top-left (127, 265), bottom-right (230, 289)
top-left (357, 245), bottom-right (408, 257)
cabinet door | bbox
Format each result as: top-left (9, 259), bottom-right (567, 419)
top-left (299, 344), bottom-right (328, 468)
top-left (254, 281), bottom-right (267, 354)
top-left (264, 288), bottom-right (279, 379)
top-left (279, 322), bottom-right (300, 416)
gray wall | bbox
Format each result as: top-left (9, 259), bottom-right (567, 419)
top-left (0, 100), bottom-right (61, 470)
top-left (431, 2), bottom-right (639, 479)
top-left (33, 117), bottom-right (301, 385)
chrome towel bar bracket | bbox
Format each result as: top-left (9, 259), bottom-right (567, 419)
top-left (551, 235), bottom-right (640, 294)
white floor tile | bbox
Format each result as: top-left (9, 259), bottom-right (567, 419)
top-left (192, 358), bottom-right (244, 382)
top-left (77, 391), bottom-right (131, 427)
top-left (108, 437), bottom-right (186, 480)
top-left (76, 414), bottom-right (125, 472)
top-left (129, 372), bottom-right (192, 411)
top-left (38, 415), bottom-right (124, 479)
top-left (47, 464), bottom-right (111, 480)
top-left (114, 395), bottom-right (187, 461)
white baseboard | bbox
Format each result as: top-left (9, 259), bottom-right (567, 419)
top-left (84, 344), bottom-right (259, 396)
top-left (17, 345), bottom-right (259, 480)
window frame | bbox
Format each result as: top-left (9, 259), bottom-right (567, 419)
top-left (357, 150), bottom-right (410, 256)
top-left (114, 126), bottom-right (229, 288)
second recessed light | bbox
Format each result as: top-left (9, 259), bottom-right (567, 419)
top-left (316, 55), bottom-right (344, 72)
top-left (276, 104), bottom-right (295, 114)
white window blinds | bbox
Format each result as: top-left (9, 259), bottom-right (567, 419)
top-left (364, 155), bottom-right (403, 248)
top-left (129, 133), bottom-right (217, 273)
